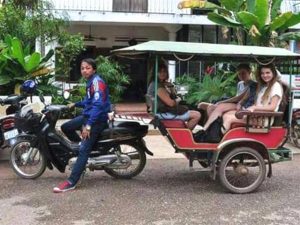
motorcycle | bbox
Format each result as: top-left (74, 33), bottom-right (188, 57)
top-left (0, 95), bottom-right (27, 149)
top-left (291, 108), bottom-right (300, 147)
top-left (9, 99), bottom-right (152, 180)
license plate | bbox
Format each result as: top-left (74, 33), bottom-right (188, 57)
top-left (4, 129), bottom-right (19, 140)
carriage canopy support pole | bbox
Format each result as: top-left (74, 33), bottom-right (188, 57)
top-left (154, 55), bottom-right (159, 115)
top-left (288, 61), bottom-right (293, 128)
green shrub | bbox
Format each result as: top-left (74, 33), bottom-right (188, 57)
top-left (175, 69), bottom-right (237, 106)
top-left (95, 55), bottom-right (130, 103)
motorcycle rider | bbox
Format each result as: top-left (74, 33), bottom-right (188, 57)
top-left (53, 58), bottom-right (111, 193)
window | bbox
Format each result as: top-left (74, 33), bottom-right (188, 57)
top-left (191, 0), bottom-right (220, 15)
top-left (291, 0), bottom-right (300, 13)
top-left (113, 0), bottom-right (147, 13)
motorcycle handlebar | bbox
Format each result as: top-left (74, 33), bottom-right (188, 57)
top-left (1, 95), bottom-right (27, 106)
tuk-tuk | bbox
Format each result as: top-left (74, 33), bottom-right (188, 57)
top-left (112, 41), bottom-right (300, 194)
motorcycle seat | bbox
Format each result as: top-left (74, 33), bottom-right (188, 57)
top-left (99, 122), bottom-right (148, 140)
top-left (99, 127), bottom-right (139, 140)
top-left (101, 126), bottom-right (130, 137)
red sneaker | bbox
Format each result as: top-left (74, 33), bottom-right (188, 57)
top-left (53, 181), bottom-right (76, 193)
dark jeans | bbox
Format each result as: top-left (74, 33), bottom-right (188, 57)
top-left (61, 115), bottom-right (108, 185)
top-left (61, 115), bottom-right (86, 142)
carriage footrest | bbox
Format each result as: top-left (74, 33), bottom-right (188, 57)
top-left (268, 147), bottom-right (292, 163)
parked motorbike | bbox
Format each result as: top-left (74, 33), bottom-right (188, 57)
top-left (291, 108), bottom-right (300, 147)
top-left (10, 100), bottom-right (152, 179)
top-left (0, 95), bottom-right (27, 149)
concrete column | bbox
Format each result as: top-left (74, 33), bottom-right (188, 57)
top-left (35, 36), bottom-right (48, 56)
top-left (164, 25), bottom-right (182, 83)
top-left (289, 40), bottom-right (296, 52)
top-left (168, 31), bottom-right (176, 82)
top-left (35, 37), bottom-right (42, 54)
top-left (44, 40), bottom-right (58, 70)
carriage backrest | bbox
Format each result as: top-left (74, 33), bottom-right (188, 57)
top-left (145, 94), bottom-right (154, 113)
top-left (273, 82), bottom-right (289, 126)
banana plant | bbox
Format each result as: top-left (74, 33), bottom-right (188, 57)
top-left (0, 36), bottom-right (53, 93)
top-left (278, 31), bottom-right (300, 41)
top-left (178, 0), bottom-right (218, 9)
top-left (178, 0), bottom-right (300, 46)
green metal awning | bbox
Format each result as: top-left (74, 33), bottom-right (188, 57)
top-left (112, 41), bottom-right (300, 62)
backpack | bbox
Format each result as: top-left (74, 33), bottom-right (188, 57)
top-left (194, 117), bottom-right (224, 143)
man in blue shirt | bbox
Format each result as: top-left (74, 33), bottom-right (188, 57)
top-left (53, 58), bottom-right (111, 193)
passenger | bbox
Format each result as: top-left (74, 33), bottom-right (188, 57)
top-left (147, 63), bottom-right (200, 130)
top-left (222, 63), bottom-right (283, 131)
top-left (197, 64), bottom-right (256, 131)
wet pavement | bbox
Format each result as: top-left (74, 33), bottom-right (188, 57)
top-left (1, 128), bottom-right (300, 225)
top-left (1, 154), bottom-right (300, 225)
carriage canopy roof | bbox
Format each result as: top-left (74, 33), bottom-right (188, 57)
top-left (112, 41), bottom-right (300, 62)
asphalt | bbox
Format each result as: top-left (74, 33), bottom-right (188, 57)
top-left (1, 121), bottom-right (300, 225)
top-left (1, 154), bottom-right (300, 225)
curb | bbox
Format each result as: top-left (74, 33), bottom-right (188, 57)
top-left (147, 129), bottom-right (161, 135)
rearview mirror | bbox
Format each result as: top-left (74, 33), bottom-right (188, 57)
top-left (63, 91), bottom-right (70, 100)
top-left (39, 95), bottom-right (45, 103)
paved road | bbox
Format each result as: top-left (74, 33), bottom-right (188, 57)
top-left (1, 153), bottom-right (300, 225)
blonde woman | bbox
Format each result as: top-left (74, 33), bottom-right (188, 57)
top-left (222, 63), bottom-right (283, 131)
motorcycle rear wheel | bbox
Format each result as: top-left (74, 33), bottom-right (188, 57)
top-left (10, 140), bottom-right (46, 179)
top-left (104, 143), bottom-right (146, 179)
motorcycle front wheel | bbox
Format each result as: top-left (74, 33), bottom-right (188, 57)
top-left (10, 140), bottom-right (46, 179)
top-left (104, 143), bottom-right (146, 179)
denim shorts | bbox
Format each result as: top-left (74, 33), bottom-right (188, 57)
top-left (156, 111), bottom-right (190, 121)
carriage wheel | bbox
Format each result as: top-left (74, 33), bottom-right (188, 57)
top-left (218, 147), bottom-right (266, 194)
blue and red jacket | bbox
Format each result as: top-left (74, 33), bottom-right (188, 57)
top-left (75, 74), bottom-right (111, 126)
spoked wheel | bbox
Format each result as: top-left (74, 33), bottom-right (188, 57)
top-left (10, 140), bottom-right (46, 179)
top-left (218, 147), bottom-right (266, 194)
top-left (104, 143), bottom-right (146, 179)
top-left (291, 123), bottom-right (300, 148)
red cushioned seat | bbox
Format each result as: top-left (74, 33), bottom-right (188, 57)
top-left (160, 119), bottom-right (187, 128)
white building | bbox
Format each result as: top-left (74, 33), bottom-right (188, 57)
top-left (48, 0), bottom-right (300, 101)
